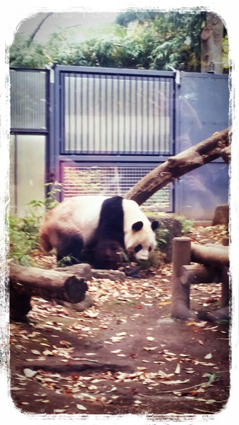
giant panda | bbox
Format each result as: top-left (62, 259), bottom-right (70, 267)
top-left (39, 195), bottom-right (159, 267)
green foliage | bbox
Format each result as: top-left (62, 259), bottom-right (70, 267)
top-left (44, 181), bottom-right (62, 210)
top-left (8, 181), bottom-right (61, 265)
top-left (10, 34), bottom-right (46, 68)
top-left (10, 10), bottom-right (229, 72)
top-left (8, 207), bottom-right (42, 266)
top-left (176, 216), bottom-right (193, 234)
top-left (155, 227), bottom-right (169, 250)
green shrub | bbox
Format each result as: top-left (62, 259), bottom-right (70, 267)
top-left (8, 181), bottom-right (62, 265)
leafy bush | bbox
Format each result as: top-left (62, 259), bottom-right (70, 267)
top-left (8, 181), bottom-right (61, 265)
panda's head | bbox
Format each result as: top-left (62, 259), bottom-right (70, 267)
top-left (125, 219), bottom-right (159, 262)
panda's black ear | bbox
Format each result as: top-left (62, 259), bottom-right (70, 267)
top-left (151, 220), bottom-right (159, 231)
top-left (132, 221), bottom-right (143, 232)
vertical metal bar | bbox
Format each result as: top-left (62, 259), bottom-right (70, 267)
top-left (87, 74), bottom-right (89, 153)
top-left (111, 75), bottom-right (113, 154)
top-left (141, 77), bottom-right (143, 153)
top-left (129, 76), bottom-right (131, 154)
top-left (123, 75), bottom-right (126, 153)
top-left (105, 75), bottom-right (108, 152)
top-left (14, 134), bottom-right (17, 214)
top-left (147, 77), bottom-right (149, 153)
top-left (80, 74), bottom-right (83, 152)
top-left (117, 76), bottom-right (119, 154)
top-left (93, 74), bottom-right (95, 152)
top-left (99, 74), bottom-right (101, 153)
top-left (74, 73), bottom-right (77, 153)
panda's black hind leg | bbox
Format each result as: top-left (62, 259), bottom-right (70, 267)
top-left (56, 233), bottom-right (84, 265)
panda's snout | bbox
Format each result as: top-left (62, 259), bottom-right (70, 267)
top-left (136, 252), bottom-right (149, 262)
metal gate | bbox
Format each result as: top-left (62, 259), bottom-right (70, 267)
top-left (51, 66), bottom-right (175, 210)
top-left (10, 66), bottom-right (230, 219)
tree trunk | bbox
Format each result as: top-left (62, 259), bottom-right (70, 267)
top-left (10, 263), bottom-right (88, 319)
top-left (125, 127), bottom-right (230, 205)
top-left (201, 12), bottom-right (224, 74)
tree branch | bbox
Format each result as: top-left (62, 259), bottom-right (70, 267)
top-left (125, 127), bottom-right (231, 205)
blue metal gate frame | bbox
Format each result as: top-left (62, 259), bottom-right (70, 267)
top-left (50, 65), bottom-right (176, 209)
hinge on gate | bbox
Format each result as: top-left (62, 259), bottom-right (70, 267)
top-left (169, 66), bottom-right (180, 86)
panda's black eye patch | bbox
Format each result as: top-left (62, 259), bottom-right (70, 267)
top-left (148, 246), bottom-right (152, 252)
top-left (134, 244), bottom-right (142, 253)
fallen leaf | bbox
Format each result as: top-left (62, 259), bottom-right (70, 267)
top-left (174, 363), bottom-right (181, 374)
top-left (143, 346), bottom-right (157, 351)
top-left (157, 301), bottom-right (171, 305)
top-left (160, 379), bottom-right (189, 385)
top-left (60, 340), bottom-right (72, 348)
top-left (197, 340), bottom-right (204, 345)
top-left (147, 337), bottom-right (155, 341)
top-left (31, 350), bottom-right (41, 356)
top-left (204, 353), bottom-right (212, 359)
top-left (77, 404), bottom-right (87, 411)
top-left (23, 369), bottom-right (37, 378)
top-left (129, 353), bottom-right (138, 358)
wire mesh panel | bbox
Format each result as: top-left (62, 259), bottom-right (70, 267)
top-left (62, 72), bottom-right (174, 155)
top-left (62, 164), bottom-right (172, 210)
top-left (10, 69), bottom-right (47, 130)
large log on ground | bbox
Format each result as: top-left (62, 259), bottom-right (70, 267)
top-left (10, 263), bottom-right (89, 319)
top-left (125, 127), bottom-right (231, 205)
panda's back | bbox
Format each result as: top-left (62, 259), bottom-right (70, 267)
top-left (41, 195), bottom-right (109, 246)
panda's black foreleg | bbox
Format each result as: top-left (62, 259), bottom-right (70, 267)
top-left (56, 233), bottom-right (84, 265)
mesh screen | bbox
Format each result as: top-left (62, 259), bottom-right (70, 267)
top-left (10, 69), bottom-right (47, 130)
top-left (62, 164), bottom-right (171, 209)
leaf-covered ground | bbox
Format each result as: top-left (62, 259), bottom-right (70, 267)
top-left (9, 225), bottom-right (230, 417)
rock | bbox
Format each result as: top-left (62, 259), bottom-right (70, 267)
top-left (149, 214), bottom-right (182, 263)
top-left (212, 204), bottom-right (229, 226)
top-left (91, 269), bottom-right (126, 281)
top-left (57, 293), bottom-right (94, 312)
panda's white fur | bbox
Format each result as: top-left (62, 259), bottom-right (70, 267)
top-left (39, 195), bottom-right (158, 263)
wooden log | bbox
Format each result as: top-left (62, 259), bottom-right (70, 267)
top-left (10, 263), bottom-right (88, 319)
top-left (125, 127), bottom-right (230, 205)
top-left (191, 243), bottom-right (229, 266)
top-left (171, 237), bottom-right (197, 320)
top-left (180, 264), bottom-right (218, 285)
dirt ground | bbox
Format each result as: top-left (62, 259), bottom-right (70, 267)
top-left (9, 225), bottom-right (230, 418)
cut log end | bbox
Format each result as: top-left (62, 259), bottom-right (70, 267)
top-left (64, 276), bottom-right (88, 303)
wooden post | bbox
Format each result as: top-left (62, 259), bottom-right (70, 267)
top-left (171, 237), bottom-right (197, 320)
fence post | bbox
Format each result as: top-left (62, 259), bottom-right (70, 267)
top-left (171, 237), bottom-right (197, 320)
